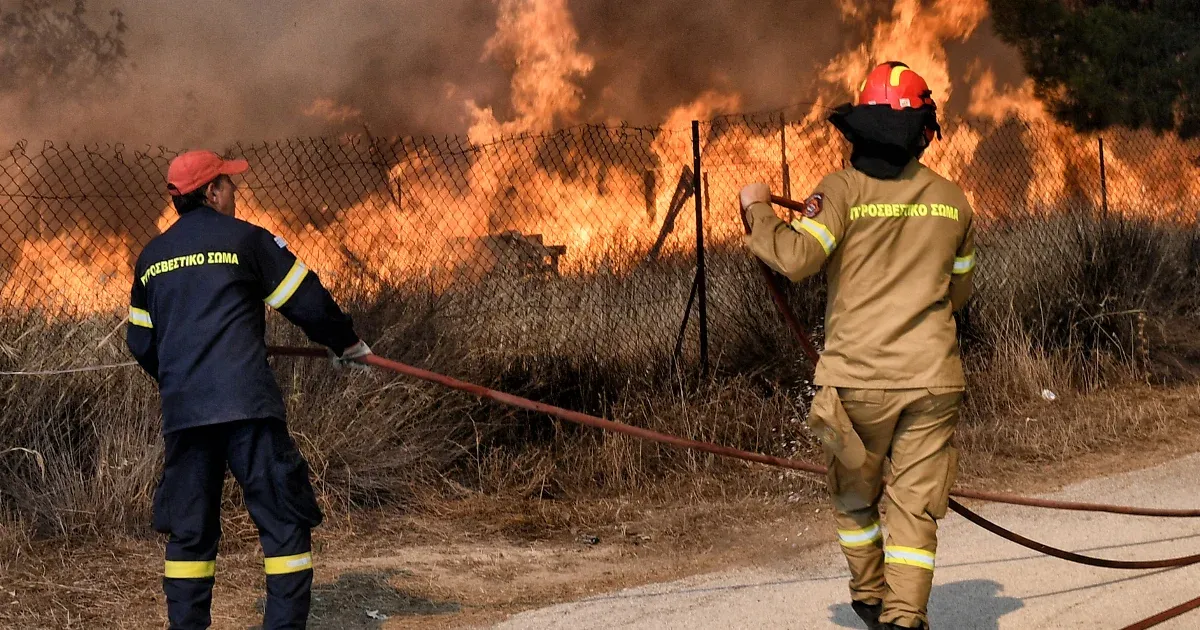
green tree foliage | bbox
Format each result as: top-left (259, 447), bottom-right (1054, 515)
top-left (989, 0), bottom-right (1200, 137)
top-left (0, 0), bottom-right (126, 96)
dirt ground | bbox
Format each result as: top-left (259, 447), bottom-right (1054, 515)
top-left (3, 385), bottom-right (1200, 630)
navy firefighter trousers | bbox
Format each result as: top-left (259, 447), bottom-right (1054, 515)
top-left (153, 418), bottom-right (323, 630)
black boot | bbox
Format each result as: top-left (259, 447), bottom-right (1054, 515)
top-left (851, 600), bottom-right (883, 629)
top-left (882, 623), bottom-right (926, 629)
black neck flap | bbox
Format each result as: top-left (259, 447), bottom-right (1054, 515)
top-left (828, 103), bottom-right (942, 180)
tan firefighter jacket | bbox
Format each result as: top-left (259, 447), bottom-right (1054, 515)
top-left (745, 160), bottom-right (976, 389)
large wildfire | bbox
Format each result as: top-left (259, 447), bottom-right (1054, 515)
top-left (2, 0), bottom-right (1198, 315)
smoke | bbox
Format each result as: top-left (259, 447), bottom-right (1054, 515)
top-left (567, 0), bottom-right (852, 126)
top-left (0, 0), bottom-right (506, 145)
top-left (0, 0), bottom-right (1029, 147)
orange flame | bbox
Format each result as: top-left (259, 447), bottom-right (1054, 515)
top-left (465, 0), bottom-right (595, 144)
top-left (5, 0), bottom-right (1199, 316)
top-left (822, 0), bottom-right (988, 107)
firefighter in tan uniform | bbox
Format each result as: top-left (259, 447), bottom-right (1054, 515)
top-left (741, 62), bottom-right (976, 630)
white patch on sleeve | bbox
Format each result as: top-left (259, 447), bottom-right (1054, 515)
top-left (274, 235), bottom-right (288, 250)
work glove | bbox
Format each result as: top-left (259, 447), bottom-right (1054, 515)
top-left (739, 183), bottom-right (772, 231)
top-left (329, 339), bottom-right (372, 370)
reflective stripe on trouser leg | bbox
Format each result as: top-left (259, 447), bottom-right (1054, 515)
top-left (261, 540), bottom-right (313, 629)
top-left (163, 559), bottom-right (217, 629)
top-left (265, 552), bottom-right (313, 575)
top-left (265, 564), bottom-right (315, 630)
top-left (879, 388), bottom-right (962, 629)
top-left (883, 541), bottom-right (937, 628)
top-left (158, 425), bottom-right (227, 630)
top-left (829, 465), bottom-right (886, 603)
top-left (224, 419), bottom-right (322, 629)
top-left (827, 388), bottom-right (900, 606)
top-left (836, 514), bottom-right (885, 603)
top-left (838, 522), bottom-right (883, 548)
top-left (885, 545), bottom-right (935, 570)
top-left (165, 560), bottom-right (216, 579)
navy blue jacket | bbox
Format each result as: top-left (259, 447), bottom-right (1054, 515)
top-left (126, 206), bottom-right (359, 434)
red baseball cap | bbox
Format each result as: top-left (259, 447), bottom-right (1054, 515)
top-left (166, 150), bottom-right (249, 196)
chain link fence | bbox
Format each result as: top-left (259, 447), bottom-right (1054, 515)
top-left (3, 108), bottom-right (1198, 373)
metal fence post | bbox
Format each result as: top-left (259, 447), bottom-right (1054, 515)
top-left (692, 121), bottom-right (709, 378)
top-left (1099, 136), bottom-right (1109, 217)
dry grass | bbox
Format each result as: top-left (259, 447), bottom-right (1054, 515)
top-left (954, 211), bottom-right (1200, 461)
top-left (0, 210), bottom-right (1198, 571)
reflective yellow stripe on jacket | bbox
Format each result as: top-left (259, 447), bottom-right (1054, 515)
top-left (129, 307), bottom-right (154, 329)
top-left (264, 552), bottom-right (313, 575)
top-left (790, 217), bottom-right (837, 256)
top-left (952, 251), bottom-right (976, 275)
top-left (265, 261), bottom-right (309, 309)
top-left (164, 560), bottom-right (215, 579)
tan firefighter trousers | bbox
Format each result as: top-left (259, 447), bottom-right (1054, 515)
top-left (820, 387), bottom-right (962, 629)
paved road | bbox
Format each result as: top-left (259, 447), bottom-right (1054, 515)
top-left (493, 454), bottom-right (1200, 629)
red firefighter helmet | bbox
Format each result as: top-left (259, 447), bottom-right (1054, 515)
top-left (856, 61), bottom-right (936, 111)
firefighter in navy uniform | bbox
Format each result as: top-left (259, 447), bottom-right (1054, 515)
top-left (741, 62), bottom-right (977, 630)
top-left (126, 150), bottom-right (372, 629)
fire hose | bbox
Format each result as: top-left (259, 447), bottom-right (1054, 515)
top-left (268, 201), bottom-right (1196, 627)
top-left (270, 344), bottom-right (1196, 626)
